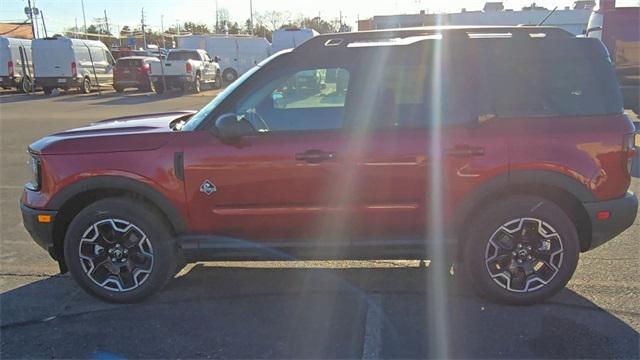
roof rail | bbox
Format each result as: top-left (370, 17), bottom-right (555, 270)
top-left (294, 26), bottom-right (572, 52)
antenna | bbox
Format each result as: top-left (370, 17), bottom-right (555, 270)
top-left (537, 6), bottom-right (558, 26)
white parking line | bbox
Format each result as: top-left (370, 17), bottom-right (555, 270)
top-left (362, 294), bottom-right (383, 360)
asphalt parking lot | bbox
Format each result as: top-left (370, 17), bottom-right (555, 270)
top-left (0, 88), bottom-right (638, 359)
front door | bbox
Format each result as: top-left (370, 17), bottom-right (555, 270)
top-left (184, 66), bottom-right (355, 241)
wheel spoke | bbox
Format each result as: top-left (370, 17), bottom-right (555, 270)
top-left (79, 219), bottom-right (154, 292)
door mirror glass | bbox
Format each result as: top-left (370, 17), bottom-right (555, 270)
top-left (214, 56), bottom-right (221, 63)
top-left (215, 113), bottom-right (254, 139)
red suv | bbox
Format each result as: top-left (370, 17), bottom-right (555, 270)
top-left (113, 56), bottom-right (157, 92)
top-left (21, 27), bottom-right (638, 303)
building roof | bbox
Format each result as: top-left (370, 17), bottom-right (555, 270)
top-left (0, 22), bottom-right (33, 39)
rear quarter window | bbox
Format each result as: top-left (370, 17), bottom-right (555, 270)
top-left (478, 39), bottom-right (623, 117)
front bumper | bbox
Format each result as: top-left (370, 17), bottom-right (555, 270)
top-left (20, 203), bottom-right (58, 259)
top-left (583, 191), bottom-right (638, 250)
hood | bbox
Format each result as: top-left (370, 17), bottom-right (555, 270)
top-left (30, 111), bottom-right (196, 155)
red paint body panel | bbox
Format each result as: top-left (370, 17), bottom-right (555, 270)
top-left (21, 111), bottom-right (634, 241)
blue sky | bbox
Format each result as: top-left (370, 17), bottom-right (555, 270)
top-left (1, 0), bottom-right (635, 36)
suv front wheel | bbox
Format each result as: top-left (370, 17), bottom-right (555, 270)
top-left (64, 198), bottom-right (178, 303)
top-left (463, 195), bottom-right (580, 305)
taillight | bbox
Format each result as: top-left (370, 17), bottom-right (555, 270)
top-left (185, 62), bottom-right (192, 73)
top-left (140, 63), bottom-right (150, 74)
top-left (8, 61), bottom-right (13, 76)
top-left (71, 62), bottom-right (77, 77)
top-left (622, 133), bottom-right (636, 175)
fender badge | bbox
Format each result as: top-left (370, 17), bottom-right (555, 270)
top-left (200, 180), bottom-right (217, 195)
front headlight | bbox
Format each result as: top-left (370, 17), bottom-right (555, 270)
top-left (25, 153), bottom-right (41, 191)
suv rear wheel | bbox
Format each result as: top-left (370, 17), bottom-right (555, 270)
top-left (463, 195), bottom-right (579, 305)
top-left (64, 198), bottom-right (178, 303)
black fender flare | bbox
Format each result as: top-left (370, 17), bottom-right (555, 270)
top-left (452, 170), bottom-right (594, 234)
top-left (49, 175), bottom-right (187, 233)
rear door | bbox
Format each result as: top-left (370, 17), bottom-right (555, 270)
top-left (184, 60), bottom-right (356, 240)
top-left (33, 39), bottom-right (73, 77)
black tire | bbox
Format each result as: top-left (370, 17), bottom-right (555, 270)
top-left (64, 198), bottom-right (178, 303)
top-left (19, 77), bottom-right (32, 93)
top-left (154, 82), bottom-right (164, 94)
top-left (192, 74), bottom-right (201, 94)
top-left (462, 195), bottom-right (579, 305)
top-left (222, 68), bottom-right (238, 84)
top-left (43, 87), bottom-right (53, 95)
top-left (80, 77), bottom-right (91, 94)
top-left (213, 72), bottom-right (222, 89)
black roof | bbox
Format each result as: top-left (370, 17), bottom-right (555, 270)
top-left (294, 26), bottom-right (573, 53)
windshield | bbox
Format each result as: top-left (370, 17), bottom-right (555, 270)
top-left (182, 51), bottom-right (290, 131)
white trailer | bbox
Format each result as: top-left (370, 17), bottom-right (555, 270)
top-left (0, 37), bottom-right (33, 93)
top-left (271, 28), bottom-right (318, 53)
top-left (177, 35), bottom-right (270, 83)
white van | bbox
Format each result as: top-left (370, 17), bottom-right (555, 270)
top-left (271, 28), bottom-right (318, 53)
top-left (32, 37), bottom-right (116, 94)
top-left (0, 37), bottom-right (33, 93)
top-left (178, 35), bottom-right (270, 83)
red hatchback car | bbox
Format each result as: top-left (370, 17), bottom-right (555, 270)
top-left (21, 27), bottom-right (638, 303)
top-left (113, 56), bottom-right (157, 92)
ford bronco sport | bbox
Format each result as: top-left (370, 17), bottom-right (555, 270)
top-left (21, 27), bottom-right (638, 304)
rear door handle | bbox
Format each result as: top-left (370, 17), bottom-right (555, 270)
top-left (295, 149), bottom-right (336, 163)
top-left (444, 145), bottom-right (485, 157)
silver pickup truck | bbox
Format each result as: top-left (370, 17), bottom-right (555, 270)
top-left (149, 49), bottom-right (221, 94)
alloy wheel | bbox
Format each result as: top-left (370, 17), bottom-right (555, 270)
top-left (485, 217), bottom-right (564, 293)
top-left (78, 219), bottom-right (154, 292)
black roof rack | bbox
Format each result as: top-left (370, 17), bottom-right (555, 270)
top-left (294, 26), bottom-right (572, 53)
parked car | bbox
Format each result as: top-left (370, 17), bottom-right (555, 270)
top-left (148, 49), bottom-right (221, 94)
top-left (0, 37), bottom-right (33, 93)
top-left (21, 26), bottom-right (638, 304)
top-left (112, 48), bottom-right (161, 60)
top-left (32, 37), bottom-right (115, 94)
top-left (178, 35), bottom-right (271, 84)
top-left (271, 28), bottom-right (318, 53)
top-left (113, 56), bottom-right (158, 92)
top-left (586, 0), bottom-right (640, 114)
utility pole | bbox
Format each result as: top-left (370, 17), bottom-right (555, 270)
top-left (75, 18), bottom-right (78, 38)
top-left (141, 7), bottom-right (147, 49)
top-left (32, 0), bottom-right (39, 38)
top-left (81, 0), bottom-right (88, 39)
top-left (26, 0), bottom-right (36, 39)
top-left (159, 15), bottom-right (167, 92)
top-left (41, 10), bottom-right (48, 37)
top-left (215, 0), bottom-right (219, 34)
top-left (104, 10), bottom-right (110, 36)
top-left (249, 0), bottom-right (254, 35)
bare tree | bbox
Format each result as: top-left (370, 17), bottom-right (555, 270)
top-left (257, 11), bottom-right (292, 31)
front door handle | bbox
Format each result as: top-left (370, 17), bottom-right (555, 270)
top-left (444, 145), bottom-right (485, 157)
top-left (295, 149), bottom-right (336, 163)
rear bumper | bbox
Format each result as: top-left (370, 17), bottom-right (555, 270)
top-left (0, 76), bottom-right (19, 87)
top-left (35, 77), bottom-right (80, 88)
top-left (149, 75), bottom-right (192, 87)
top-left (583, 192), bottom-right (638, 250)
top-left (20, 203), bottom-right (58, 259)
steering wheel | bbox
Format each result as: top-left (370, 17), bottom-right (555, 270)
top-left (246, 109), bottom-right (270, 132)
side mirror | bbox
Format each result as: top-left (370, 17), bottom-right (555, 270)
top-left (214, 56), bottom-right (221, 63)
top-left (215, 113), bottom-right (254, 139)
